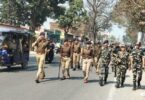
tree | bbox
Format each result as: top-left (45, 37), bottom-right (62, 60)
top-left (109, 35), bottom-right (116, 43)
top-left (86, 0), bottom-right (114, 43)
top-left (0, 0), bottom-right (67, 31)
top-left (112, 0), bottom-right (145, 43)
top-left (58, 0), bottom-right (87, 38)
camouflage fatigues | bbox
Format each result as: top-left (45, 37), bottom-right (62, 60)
top-left (130, 49), bottom-right (144, 87)
top-left (116, 51), bottom-right (129, 87)
top-left (98, 47), bottom-right (111, 86)
top-left (111, 46), bottom-right (120, 77)
top-left (94, 45), bottom-right (102, 73)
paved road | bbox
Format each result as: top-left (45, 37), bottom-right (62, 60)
top-left (0, 52), bottom-right (145, 100)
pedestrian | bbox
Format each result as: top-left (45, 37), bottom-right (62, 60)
top-left (72, 38), bottom-right (81, 71)
top-left (111, 43), bottom-right (120, 77)
top-left (81, 41), bottom-right (93, 83)
top-left (130, 42), bottom-right (145, 90)
top-left (32, 32), bottom-right (49, 83)
top-left (60, 39), bottom-right (72, 80)
top-left (68, 39), bottom-right (73, 69)
top-left (115, 43), bottom-right (129, 88)
top-left (97, 40), bottom-right (111, 86)
top-left (93, 42), bottom-right (102, 74)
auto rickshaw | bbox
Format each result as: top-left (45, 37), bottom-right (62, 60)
top-left (0, 24), bottom-right (32, 69)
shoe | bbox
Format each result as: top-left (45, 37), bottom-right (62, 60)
top-left (35, 79), bottom-right (40, 83)
top-left (61, 76), bottom-right (66, 80)
top-left (121, 81), bottom-right (124, 87)
top-left (73, 68), bottom-right (76, 71)
top-left (138, 81), bottom-right (141, 89)
top-left (66, 75), bottom-right (70, 79)
top-left (84, 79), bottom-right (88, 83)
top-left (121, 84), bottom-right (124, 87)
top-left (115, 82), bottom-right (120, 88)
top-left (104, 79), bottom-right (107, 84)
top-left (99, 78), bottom-right (104, 86)
top-left (133, 82), bottom-right (136, 91)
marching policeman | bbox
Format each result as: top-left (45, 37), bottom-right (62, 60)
top-left (32, 32), bottom-right (49, 83)
top-left (81, 41), bottom-right (93, 83)
top-left (72, 39), bottom-right (81, 71)
top-left (60, 39), bottom-right (72, 80)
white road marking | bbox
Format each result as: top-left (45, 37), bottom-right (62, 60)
top-left (140, 93), bottom-right (145, 97)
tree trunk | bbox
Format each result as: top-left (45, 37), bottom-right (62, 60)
top-left (141, 32), bottom-right (144, 44)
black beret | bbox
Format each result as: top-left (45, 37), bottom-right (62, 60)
top-left (103, 40), bottom-right (109, 44)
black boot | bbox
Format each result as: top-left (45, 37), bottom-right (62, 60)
top-left (99, 77), bottom-right (104, 86)
top-left (121, 81), bottom-right (124, 87)
top-left (73, 65), bottom-right (76, 71)
top-left (78, 63), bottom-right (81, 69)
top-left (114, 67), bottom-right (117, 77)
top-left (104, 78), bottom-right (107, 84)
top-left (115, 82), bottom-right (120, 88)
top-left (61, 76), bottom-right (66, 80)
top-left (121, 77), bottom-right (125, 87)
top-left (133, 82), bottom-right (136, 90)
top-left (35, 78), bottom-right (40, 83)
top-left (137, 80), bottom-right (141, 89)
top-left (104, 75), bottom-right (108, 84)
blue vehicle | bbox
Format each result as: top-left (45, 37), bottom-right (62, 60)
top-left (0, 24), bottom-right (33, 69)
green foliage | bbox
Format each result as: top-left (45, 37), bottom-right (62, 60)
top-left (0, 0), bottom-right (67, 31)
top-left (112, 0), bottom-right (145, 37)
top-left (58, 0), bottom-right (87, 34)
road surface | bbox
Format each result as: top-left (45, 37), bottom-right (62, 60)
top-left (0, 52), bottom-right (145, 100)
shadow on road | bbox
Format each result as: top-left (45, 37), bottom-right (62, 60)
top-left (70, 76), bottom-right (84, 80)
top-left (124, 83), bottom-right (145, 90)
top-left (40, 77), bottom-right (59, 83)
top-left (0, 65), bottom-right (38, 73)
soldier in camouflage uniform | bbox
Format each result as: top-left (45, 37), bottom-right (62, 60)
top-left (130, 42), bottom-right (145, 90)
top-left (97, 40), bottom-right (111, 86)
top-left (111, 43), bottom-right (120, 77)
top-left (115, 44), bottom-right (129, 88)
top-left (94, 42), bottom-right (102, 74)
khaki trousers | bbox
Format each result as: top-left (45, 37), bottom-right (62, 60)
top-left (61, 57), bottom-right (71, 77)
top-left (94, 57), bottom-right (99, 73)
top-left (36, 53), bottom-right (46, 79)
top-left (82, 58), bottom-right (93, 80)
top-left (73, 53), bottom-right (80, 68)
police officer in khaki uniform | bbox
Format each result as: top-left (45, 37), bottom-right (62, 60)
top-left (72, 39), bottom-right (81, 71)
top-left (81, 41), bottom-right (93, 83)
top-left (32, 32), bottom-right (49, 83)
top-left (60, 39), bottom-right (72, 80)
